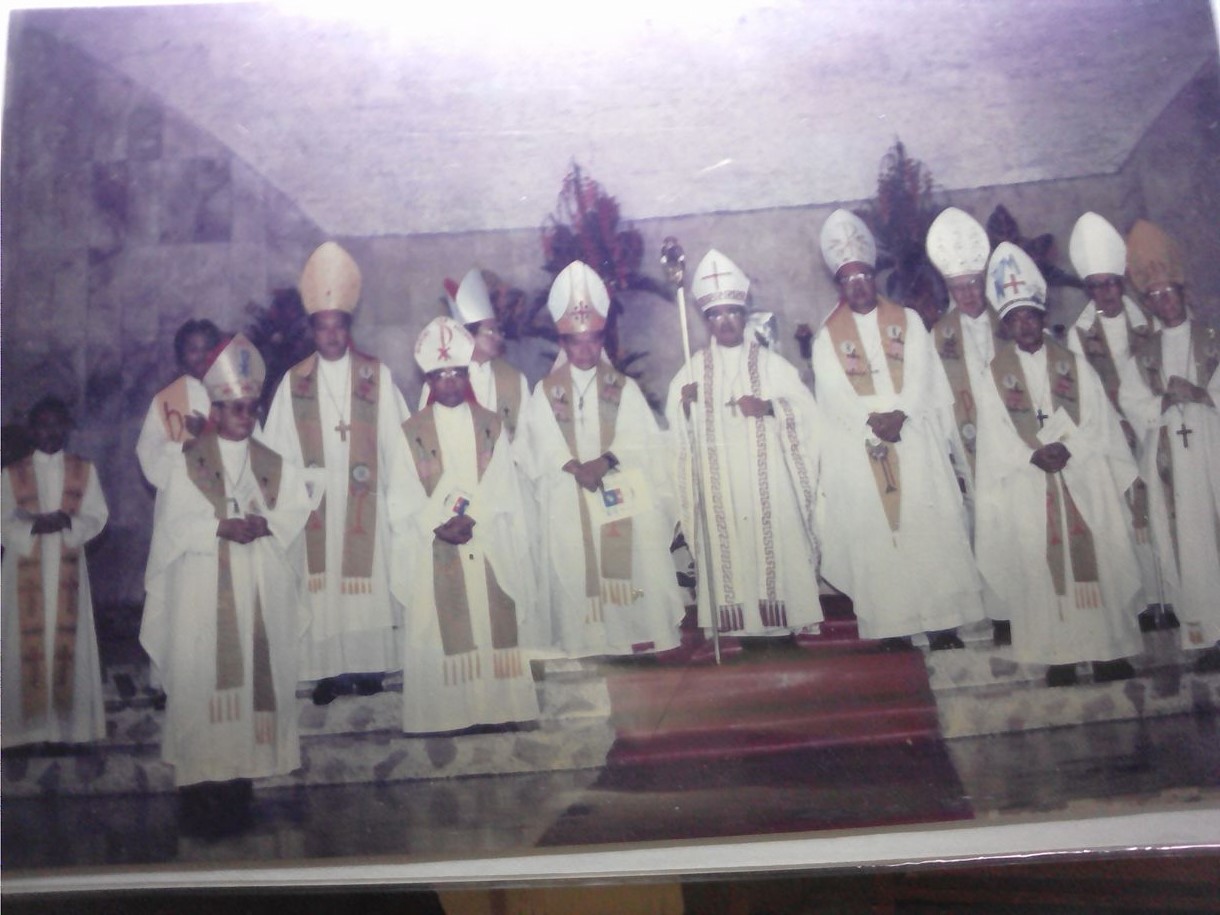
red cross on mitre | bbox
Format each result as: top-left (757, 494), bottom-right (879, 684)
top-left (1003, 273), bottom-right (1026, 295)
top-left (701, 260), bottom-right (733, 290)
top-left (571, 299), bottom-right (594, 322)
top-left (436, 322), bottom-right (454, 362)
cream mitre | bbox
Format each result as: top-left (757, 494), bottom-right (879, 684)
top-left (1069, 212), bottom-right (1126, 280)
top-left (926, 207), bottom-right (990, 279)
top-left (547, 261), bottom-right (609, 333)
top-left (447, 268), bottom-right (495, 325)
top-left (300, 241), bottom-right (362, 316)
top-left (986, 242), bottom-right (1048, 319)
top-left (203, 334), bottom-right (266, 403)
top-left (415, 316), bottom-right (475, 374)
top-left (690, 249), bottom-right (750, 313)
top-left (820, 209), bottom-right (877, 278)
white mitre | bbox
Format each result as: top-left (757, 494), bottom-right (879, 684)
top-left (819, 209), bottom-right (876, 278)
top-left (926, 207), bottom-right (990, 279)
top-left (986, 242), bottom-right (1047, 319)
top-left (299, 241), bottom-right (362, 316)
top-left (691, 249), bottom-right (749, 313)
top-left (1069, 212), bottom-right (1126, 280)
top-left (415, 316), bottom-right (475, 374)
top-left (547, 261), bottom-right (609, 334)
top-left (203, 333), bottom-right (265, 403)
top-left (448, 268), bottom-right (495, 325)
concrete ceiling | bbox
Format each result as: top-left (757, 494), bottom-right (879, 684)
top-left (14, 0), bottom-right (1220, 236)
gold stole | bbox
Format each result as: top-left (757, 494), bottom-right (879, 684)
top-left (154, 375), bottom-right (195, 443)
top-left (489, 358), bottom-right (524, 441)
top-left (402, 406), bottom-right (521, 685)
top-left (290, 351), bottom-right (380, 594)
top-left (1129, 322), bottom-right (1220, 585)
top-left (825, 297), bottom-right (907, 531)
top-left (934, 308), bottom-right (997, 476)
top-left (11, 454), bottom-right (88, 725)
top-left (184, 432), bottom-right (282, 740)
top-left (542, 363), bottom-right (634, 618)
top-left (991, 339), bottom-right (1100, 604)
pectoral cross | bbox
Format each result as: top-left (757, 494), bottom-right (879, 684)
top-left (1177, 421), bottom-right (1194, 449)
top-left (1036, 407), bottom-right (1048, 428)
top-left (335, 418), bottom-right (351, 442)
top-left (229, 497), bottom-right (242, 516)
top-left (726, 398), bottom-right (739, 418)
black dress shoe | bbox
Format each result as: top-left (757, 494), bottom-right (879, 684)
top-left (1195, 646), bottom-right (1220, 674)
top-left (992, 620), bottom-right (1012, 646)
top-left (1138, 605), bottom-right (1159, 633)
top-left (311, 677), bottom-right (342, 706)
top-left (879, 636), bottom-right (915, 653)
top-left (1158, 606), bottom-right (1180, 630)
top-left (927, 629), bottom-right (965, 651)
top-left (1046, 663), bottom-right (1079, 687)
top-left (353, 673), bottom-right (384, 696)
top-left (1092, 658), bottom-right (1136, 682)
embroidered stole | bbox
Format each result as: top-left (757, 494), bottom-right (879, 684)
top-left (184, 433), bottom-right (282, 740)
top-left (934, 308), bottom-right (996, 476)
top-left (154, 375), bottom-right (195, 443)
top-left (11, 454), bottom-right (88, 725)
top-left (290, 351), bottom-right (380, 594)
top-left (991, 339), bottom-right (1101, 605)
top-left (1129, 322), bottom-right (1220, 584)
top-left (402, 406), bottom-right (521, 686)
top-left (542, 362), bottom-right (634, 622)
top-left (694, 343), bottom-right (805, 632)
top-left (1081, 312), bottom-right (1155, 543)
top-left (490, 358), bottom-right (524, 441)
top-left (825, 297), bottom-right (907, 531)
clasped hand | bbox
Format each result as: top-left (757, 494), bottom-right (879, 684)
top-left (867, 410), bottom-right (906, 443)
top-left (30, 510), bottom-right (72, 535)
top-left (1030, 441), bottom-right (1071, 473)
top-left (217, 515), bottom-right (271, 544)
top-left (565, 457), bottom-right (611, 493)
top-left (434, 514), bottom-right (475, 545)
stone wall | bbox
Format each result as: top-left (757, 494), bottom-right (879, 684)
top-left (1, 26), bottom-right (325, 607)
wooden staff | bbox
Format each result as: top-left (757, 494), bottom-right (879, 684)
top-left (661, 237), bottom-right (722, 665)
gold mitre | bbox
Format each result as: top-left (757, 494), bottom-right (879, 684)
top-left (547, 261), bottom-right (609, 334)
top-left (299, 241), bottom-right (362, 315)
top-left (203, 334), bottom-right (265, 403)
top-left (1125, 219), bottom-right (1185, 294)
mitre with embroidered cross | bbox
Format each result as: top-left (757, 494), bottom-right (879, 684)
top-left (926, 207), bottom-right (991, 279)
top-left (547, 261), bottom-right (609, 333)
top-left (299, 241), bottom-right (363, 316)
top-left (691, 249), bottom-right (750, 313)
top-left (415, 316), bottom-right (474, 374)
top-left (446, 267), bottom-right (495, 326)
top-left (1125, 219), bottom-right (1186, 294)
top-left (1069, 212), bottom-right (1126, 280)
top-left (203, 333), bottom-right (266, 403)
top-left (986, 242), bottom-right (1047, 319)
top-left (819, 209), bottom-right (877, 279)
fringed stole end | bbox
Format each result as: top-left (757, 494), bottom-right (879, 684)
top-left (209, 690), bottom-right (243, 724)
top-left (340, 577), bottom-right (373, 595)
top-left (1074, 581), bottom-right (1103, 610)
top-left (759, 599), bottom-right (788, 629)
top-left (443, 651), bottom-right (482, 687)
top-left (308, 573), bottom-right (326, 594)
top-left (585, 596), bottom-right (604, 625)
top-left (717, 603), bottom-right (745, 633)
top-left (493, 647), bottom-right (524, 680)
top-left (255, 711), bottom-right (276, 745)
top-left (600, 579), bottom-right (638, 607)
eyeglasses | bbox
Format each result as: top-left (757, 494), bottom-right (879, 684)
top-left (706, 309), bottom-right (746, 323)
top-left (838, 272), bottom-right (875, 286)
top-left (432, 368), bottom-right (467, 380)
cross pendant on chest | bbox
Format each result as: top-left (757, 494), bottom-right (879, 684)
top-left (228, 497), bottom-right (242, 517)
top-left (335, 419), bottom-right (352, 442)
top-left (1036, 407), bottom-right (1049, 428)
top-left (1177, 421), bottom-right (1194, 449)
top-left (726, 398), bottom-right (739, 418)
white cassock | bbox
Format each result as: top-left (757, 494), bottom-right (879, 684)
top-left (1067, 299), bottom-right (1161, 604)
top-left (813, 309), bottom-right (983, 638)
top-left (1122, 320), bottom-right (1220, 648)
top-left (136, 374), bottom-right (211, 490)
top-left (974, 343), bottom-right (1144, 666)
top-left (141, 435), bottom-right (312, 786)
top-left (2, 452), bottom-right (108, 748)
top-left (388, 401), bottom-right (539, 733)
top-left (522, 363), bottom-right (685, 657)
top-left (261, 351), bottom-right (410, 679)
top-left (665, 340), bottom-right (822, 635)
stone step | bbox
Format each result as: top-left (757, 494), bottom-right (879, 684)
top-left (926, 630), bottom-right (1220, 739)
